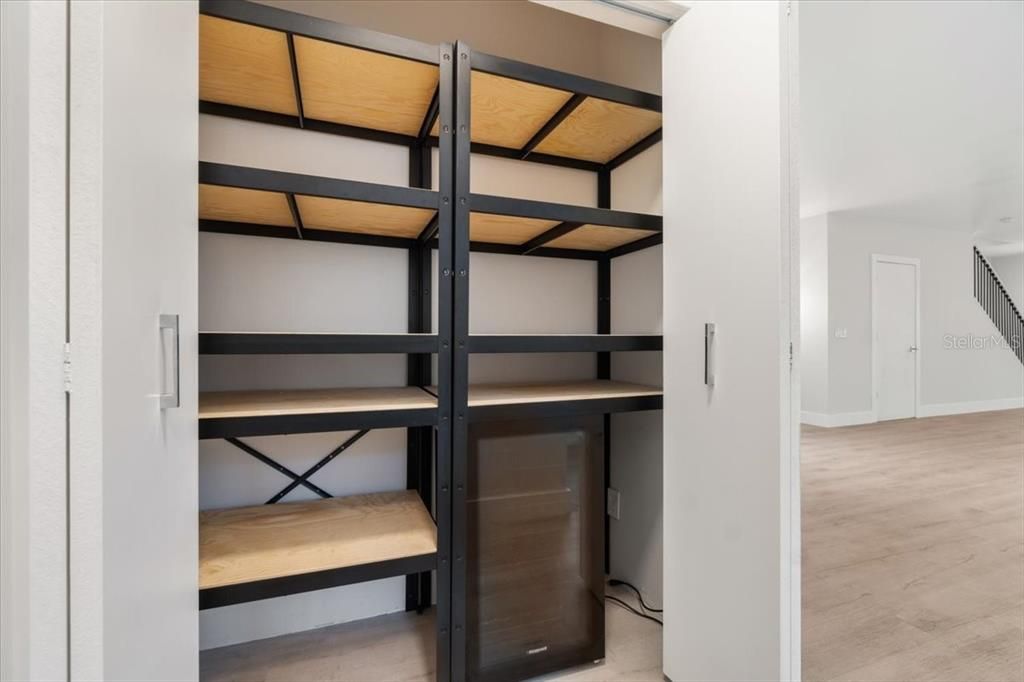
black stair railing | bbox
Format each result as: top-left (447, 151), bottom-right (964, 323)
top-left (973, 246), bottom-right (1024, 365)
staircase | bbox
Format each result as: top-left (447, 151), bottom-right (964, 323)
top-left (973, 246), bottom-right (1024, 365)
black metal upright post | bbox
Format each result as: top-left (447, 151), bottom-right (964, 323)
top-left (450, 40), bottom-right (472, 682)
top-left (406, 142), bottom-right (434, 614)
top-left (435, 41), bottom-right (457, 682)
top-left (597, 168), bottom-right (612, 575)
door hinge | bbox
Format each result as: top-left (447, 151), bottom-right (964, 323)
top-left (63, 343), bottom-right (72, 393)
top-left (786, 1), bottom-right (792, 16)
top-left (789, 342), bottom-right (794, 369)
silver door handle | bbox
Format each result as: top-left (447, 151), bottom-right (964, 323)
top-left (909, 346), bottom-right (919, 352)
top-left (705, 322), bottom-right (716, 387)
top-left (159, 314), bottom-right (180, 408)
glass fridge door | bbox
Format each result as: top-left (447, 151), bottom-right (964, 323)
top-left (466, 415), bottom-right (605, 682)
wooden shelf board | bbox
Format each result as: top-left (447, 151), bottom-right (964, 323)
top-left (295, 195), bottom-right (435, 238)
top-left (466, 211), bottom-right (660, 253)
top-left (199, 184), bottom-right (295, 228)
top-left (469, 212), bottom-right (559, 245)
top-left (199, 490), bottom-right (436, 590)
top-left (471, 71), bottom-right (573, 149)
top-left (199, 15), bottom-right (660, 166)
top-left (534, 97), bottom-right (662, 164)
top-left (293, 36), bottom-right (439, 136)
top-left (467, 380), bottom-right (662, 407)
top-left (199, 15), bottom-right (298, 117)
top-left (546, 224), bottom-right (660, 251)
top-left (200, 15), bottom-right (438, 137)
top-left (199, 386), bottom-right (437, 420)
top-left (199, 183), bottom-right (436, 239)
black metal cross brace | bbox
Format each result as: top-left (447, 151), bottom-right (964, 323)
top-left (225, 431), bottom-right (370, 504)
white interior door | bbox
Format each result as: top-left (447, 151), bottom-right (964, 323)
top-left (70, 2), bottom-right (198, 680)
top-left (873, 258), bottom-right (919, 421)
top-left (662, 2), bottom-right (800, 681)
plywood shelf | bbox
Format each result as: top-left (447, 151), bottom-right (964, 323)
top-left (198, 386), bottom-right (438, 439)
top-left (198, 163), bottom-right (438, 243)
top-left (531, 95), bottom-right (662, 164)
top-left (199, 10), bottom-right (660, 168)
top-left (200, 13), bottom-right (439, 137)
top-left (468, 380), bottom-right (661, 407)
top-left (469, 193), bottom-right (661, 254)
top-left (199, 490), bottom-right (437, 608)
top-left (469, 75), bottom-right (662, 164)
top-left (422, 380), bottom-right (663, 421)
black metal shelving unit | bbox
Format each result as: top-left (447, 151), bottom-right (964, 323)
top-left (197, 3), bottom-right (453, 677)
top-left (196, 2), bottom-right (664, 681)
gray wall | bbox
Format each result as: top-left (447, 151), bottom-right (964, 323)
top-left (800, 211), bottom-right (1024, 424)
top-left (800, 214), bottom-right (829, 415)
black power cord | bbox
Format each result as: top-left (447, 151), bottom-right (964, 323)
top-left (608, 578), bottom-right (663, 613)
top-left (604, 595), bottom-right (663, 627)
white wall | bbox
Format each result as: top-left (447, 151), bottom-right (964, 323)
top-left (0, 3), bottom-right (68, 679)
top-left (608, 142), bottom-right (664, 608)
top-left (989, 253), bottom-right (1024, 310)
top-left (802, 211), bottom-right (1024, 426)
top-left (800, 215), bottom-right (829, 417)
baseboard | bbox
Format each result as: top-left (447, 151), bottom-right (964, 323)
top-left (800, 411), bottom-right (831, 427)
top-left (801, 410), bottom-right (876, 428)
top-left (803, 399), bottom-right (1023, 427)
top-left (918, 397), bottom-right (1024, 418)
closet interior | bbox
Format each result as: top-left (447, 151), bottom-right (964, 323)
top-left (196, 1), bottom-right (663, 679)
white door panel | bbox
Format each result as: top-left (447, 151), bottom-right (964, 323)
top-left (662, 2), bottom-right (799, 681)
top-left (874, 260), bottom-right (918, 421)
top-left (70, 2), bottom-right (199, 680)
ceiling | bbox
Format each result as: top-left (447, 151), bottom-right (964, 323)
top-left (530, 0), bottom-right (687, 38)
top-left (800, 0), bottom-right (1024, 252)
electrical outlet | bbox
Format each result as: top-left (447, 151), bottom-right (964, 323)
top-left (607, 487), bottom-right (621, 520)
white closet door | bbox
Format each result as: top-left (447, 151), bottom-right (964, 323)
top-left (662, 2), bottom-right (800, 681)
top-left (70, 2), bottom-right (199, 680)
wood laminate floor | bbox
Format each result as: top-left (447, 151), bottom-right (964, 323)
top-left (200, 585), bottom-right (662, 682)
top-left (802, 409), bottom-right (1024, 682)
top-left (201, 409), bottom-right (1023, 682)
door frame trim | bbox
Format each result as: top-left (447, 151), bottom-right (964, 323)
top-left (871, 254), bottom-right (921, 421)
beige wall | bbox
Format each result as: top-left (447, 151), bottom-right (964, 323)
top-left (257, 0), bottom-right (661, 92)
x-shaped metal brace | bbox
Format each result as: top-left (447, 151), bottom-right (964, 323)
top-left (226, 430), bottom-right (370, 505)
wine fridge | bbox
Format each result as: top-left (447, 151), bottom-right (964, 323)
top-left (466, 415), bottom-right (605, 681)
